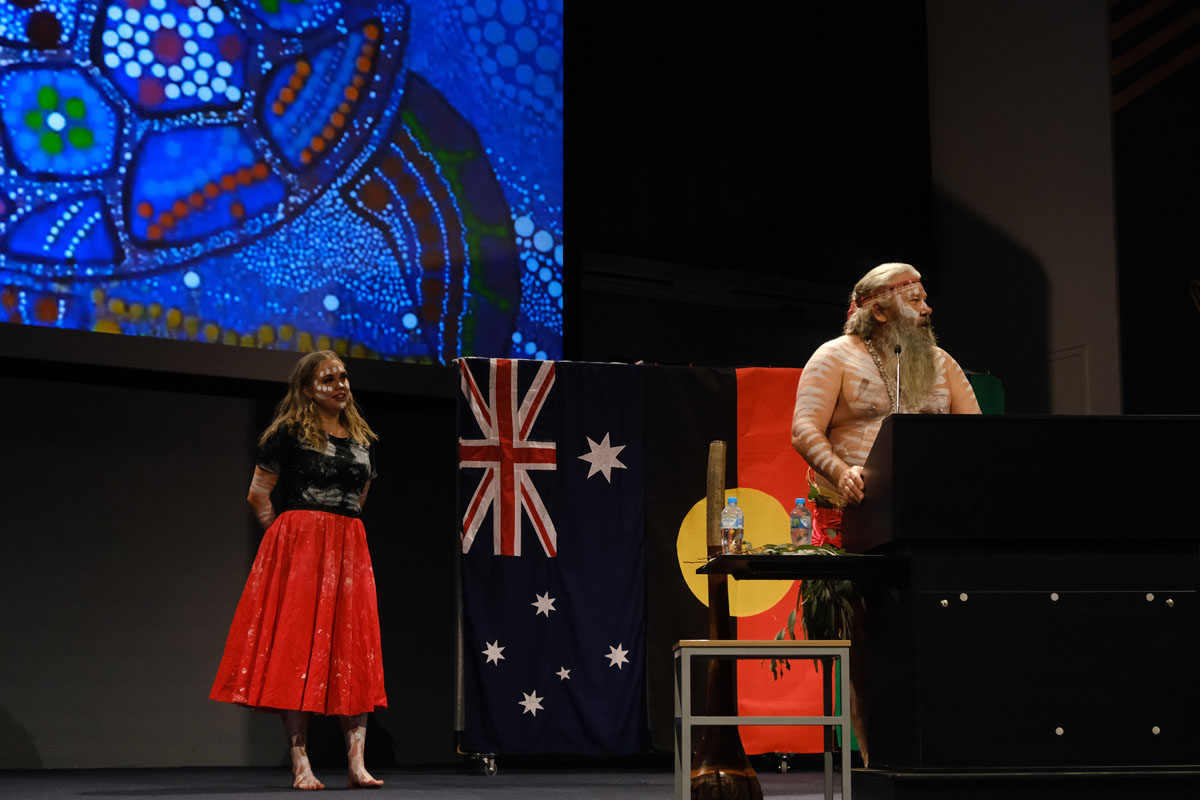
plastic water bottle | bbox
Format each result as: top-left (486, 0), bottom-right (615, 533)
top-left (789, 498), bottom-right (812, 545)
top-left (734, 501), bottom-right (745, 551)
top-left (720, 497), bottom-right (744, 554)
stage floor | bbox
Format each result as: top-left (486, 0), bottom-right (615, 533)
top-left (0, 766), bottom-right (843, 799)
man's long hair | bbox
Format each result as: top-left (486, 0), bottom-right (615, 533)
top-left (843, 262), bottom-right (921, 339)
top-left (259, 350), bottom-right (378, 449)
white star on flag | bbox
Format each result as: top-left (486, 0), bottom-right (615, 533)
top-left (482, 640), bottom-right (506, 665)
top-left (531, 591), bottom-right (557, 617)
top-left (578, 432), bottom-right (627, 482)
top-left (605, 643), bottom-right (630, 669)
top-left (556, 667), bottom-right (571, 681)
top-left (519, 690), bottom-right (545, 716)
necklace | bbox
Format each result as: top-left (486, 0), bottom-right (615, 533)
top-left (863, 338), bottom-right (898, 413)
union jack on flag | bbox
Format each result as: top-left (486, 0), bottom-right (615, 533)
top-left (458, 358), bottom-right (558, 557)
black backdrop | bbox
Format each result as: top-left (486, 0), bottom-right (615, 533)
top-left (568, 0), bottom-right (937, 366)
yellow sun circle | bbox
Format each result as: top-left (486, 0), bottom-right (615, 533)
top-left (675, 487), bottom-right (793, 616)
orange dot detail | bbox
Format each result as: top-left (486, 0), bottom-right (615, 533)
top-left (204, 182), bottom-right (220, 198)
top-left (147, 224), bottom-right (163, 240)
top-left (296, 60), bottom-right (311, 77)
top-left (172, 200), bottom-right (189, 218)
top-left (280, 87), bottom-right (295, 104)
top-left (311, 136), bottom-right (326, 153)
top-left (344, 86), bottom-right (359, 102)
top-left (220, 174), bottom-right (236, 192)
top-left (230, 201), bottom-right (245, 219)
top-left (364, 23), bottom-right (380, 41)
top-left (252, 162), bottom-right (269, 179)
top-left (189, 191), bottom-right (205, 208)
top-left (330, 111), bottom-right (346, 127)
top-left (34, 296), bottom-right (59, 323)
top-left (158, 211), bottom-right (175, 227)
top-left (137, 201), bottom-right (154, 219)
top-left (356, 57), bottom-right (371, 73)
top-left (272, 102), bottom-right (284, 116)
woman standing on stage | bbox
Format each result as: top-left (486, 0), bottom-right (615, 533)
top-left (210, 350), bottom-right (387, 790)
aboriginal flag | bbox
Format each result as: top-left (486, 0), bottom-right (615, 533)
top-left (645, 365), bottom-right (840, 755)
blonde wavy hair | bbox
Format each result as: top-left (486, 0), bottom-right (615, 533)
top-left (843, 262), bottom-right (922, 339)
top-left (259, 350), bottom-right (378, 450)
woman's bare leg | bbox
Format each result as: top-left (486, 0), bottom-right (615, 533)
top-left (281, 710), bottom-right (324, 790)
top-left (339, 713), bottom-right (383, 788)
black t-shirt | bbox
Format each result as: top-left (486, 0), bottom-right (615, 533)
top-left (257, 428), bottom-right (377, 518)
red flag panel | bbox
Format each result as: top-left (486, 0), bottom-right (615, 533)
top-left (734, 366), bottom-right (829, 754)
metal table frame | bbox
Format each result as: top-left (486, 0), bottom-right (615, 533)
top-left (673, 639), bottom-right (852, 800)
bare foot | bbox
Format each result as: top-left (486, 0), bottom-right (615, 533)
top-left (291, 753), bottom-right (325, 790)
top-left (292, 764), bottom-right (324, 790)
top-left (346, 768), bottom-right (383, 789)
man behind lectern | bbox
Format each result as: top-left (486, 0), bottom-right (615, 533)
top-left (790, 261), bottom-right (981, 764)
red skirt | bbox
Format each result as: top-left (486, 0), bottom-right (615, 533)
top-left (210, 510), bottom-right (387, 716)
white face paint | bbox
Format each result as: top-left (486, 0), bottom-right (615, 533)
top-left (896, 295), bottom-right (921, 319)
top-left (309, 360), bottom-right (349, 411)
top-left (893, 282), bottom-right (930, 321)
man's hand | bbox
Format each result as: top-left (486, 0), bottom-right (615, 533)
top-left (837, 465), bottom-right (865, 504)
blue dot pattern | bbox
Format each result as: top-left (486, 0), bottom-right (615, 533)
top-left (0, 0), bottom-right (563, 363)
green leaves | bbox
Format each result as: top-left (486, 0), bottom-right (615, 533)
top-left (768, 546), bottom-right (864, 679)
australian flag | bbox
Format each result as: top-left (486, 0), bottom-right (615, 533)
top-left (457, 358), bottom-right (649, 755)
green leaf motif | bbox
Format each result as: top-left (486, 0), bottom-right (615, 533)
top-left (37, 86), bottom-right (58, 110)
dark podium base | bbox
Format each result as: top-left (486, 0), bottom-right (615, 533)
top-left (855, 766), bottom-right (1200, 800)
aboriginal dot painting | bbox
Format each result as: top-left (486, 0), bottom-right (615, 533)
top-left (0, 0), bottom-right (564, 362)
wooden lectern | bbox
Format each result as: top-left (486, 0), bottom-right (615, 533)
top-left (842, 415), bottom-right (1200, 799)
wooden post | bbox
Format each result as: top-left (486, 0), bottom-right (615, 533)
top-left (689, 441), bottom-right (763, 800)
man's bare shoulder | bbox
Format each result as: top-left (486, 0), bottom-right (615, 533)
top-left (933, 345), bottom-right (964, 369)
top-left (801, 336), bottom-right (863, 380)
top-left (810, 335), bottom-right (862, 360)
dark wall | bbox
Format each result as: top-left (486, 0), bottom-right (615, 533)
top-left (1111, 1), bottom-right (1200, 414)
top-left (569, 1), bottom-right (936, 366)
top-left (0, 350), bottom-right (457, 769)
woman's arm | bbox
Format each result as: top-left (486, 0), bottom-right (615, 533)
top-left (246, 467), bottom-right (279, 530)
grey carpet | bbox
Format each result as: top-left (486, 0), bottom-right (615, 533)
top-left (0, 767), bottom-right (844, 800)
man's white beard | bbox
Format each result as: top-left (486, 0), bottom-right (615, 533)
top-left (873, 317), bottom-right (937, 409)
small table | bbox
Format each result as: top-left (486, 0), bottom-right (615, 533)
top-left (673, 639), bottom-right (852, 800)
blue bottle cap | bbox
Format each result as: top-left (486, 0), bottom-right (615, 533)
top-left (795, 498), bottom-right (804, 505)
top-left (728, 497), bottom-right (737, 504)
